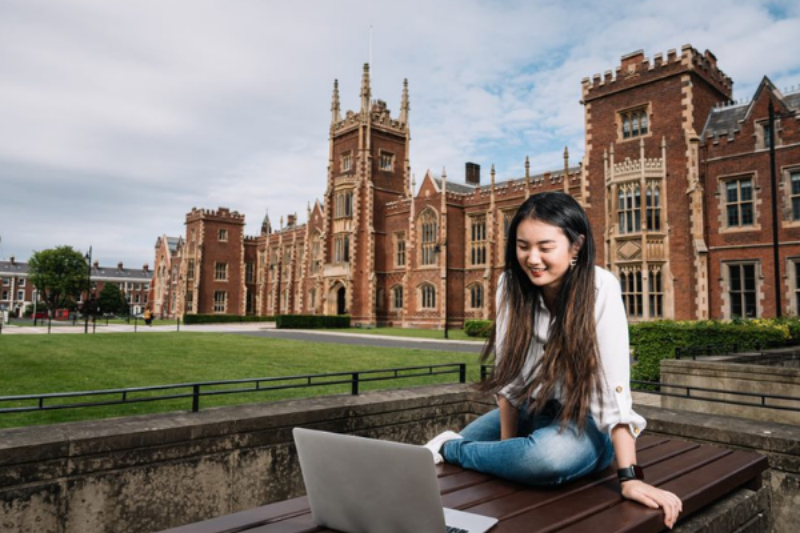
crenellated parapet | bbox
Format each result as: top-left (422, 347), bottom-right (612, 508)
top-left (185, 206), bottom-right (245, 224)
top-left (581, 45), bottom-right (733, 103)
top-left (612, 157), bottom-right (665, 181)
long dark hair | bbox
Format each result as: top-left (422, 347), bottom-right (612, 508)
top-left (480, 192), bottom-right (603, 429)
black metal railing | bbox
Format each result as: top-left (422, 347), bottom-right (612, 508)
top-left (479, 364), bottom-right (800, 413)
top-left (631, 380), bottom-right (800, 412)
top-left (0, 363), bottom-right (466, 415)
top-left (674, 343), bottom-right (738, 360)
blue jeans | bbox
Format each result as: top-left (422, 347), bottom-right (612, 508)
top-left (442, 403), bottom-right (614, 486)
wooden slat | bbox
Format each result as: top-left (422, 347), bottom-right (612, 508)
top-left (157, 497), bottom-right (311, 533)
top-left (552, 450), bottom-right (767, 533)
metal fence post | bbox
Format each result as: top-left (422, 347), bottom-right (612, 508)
top-left (192, 385), bottom-right (200, 412)
top-left (459, 363), bottom-right (466, 383)
top-left (351, 372), bottom-right (359, 395)
top-left (177, 318), bottom-right (180, 332)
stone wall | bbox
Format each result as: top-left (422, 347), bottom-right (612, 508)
top-left (1, 385), bottom-right (793, 533)
top-left (0, 385), bottom-right (484, 533)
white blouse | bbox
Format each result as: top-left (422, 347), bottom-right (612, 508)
top-left (496, 266), bottom-right (647, 438)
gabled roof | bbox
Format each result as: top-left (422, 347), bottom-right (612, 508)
top-left (430, 176), bottom-right (478, 194)
top-left (0, 261), bottom-right (29, 275)
top-left (702, 77), bottom-right (800, 139)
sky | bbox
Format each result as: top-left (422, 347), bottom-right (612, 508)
top-left (2, 0), bottom-right (800, 268)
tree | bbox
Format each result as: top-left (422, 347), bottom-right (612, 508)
top-left (98, 283), bottom-right (128, 316)
top-left (27, 246), bottom-right (89, 315)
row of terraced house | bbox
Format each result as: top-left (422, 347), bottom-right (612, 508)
top-left (147, 44), bottom-right (800, 327)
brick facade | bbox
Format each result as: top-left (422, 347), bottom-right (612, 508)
top-left (152, 46), bottom-right (800, 325)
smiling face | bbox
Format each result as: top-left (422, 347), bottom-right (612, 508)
top-left (515, 218), bottom-right (581, 302)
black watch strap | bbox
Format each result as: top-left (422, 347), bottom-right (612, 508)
top-left (617, 464), bottom-right (644, 483)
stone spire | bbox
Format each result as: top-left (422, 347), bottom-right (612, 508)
top-left (525, 156), bottom-right (531, 199)
top-left (331, 79), bottom-right (341, 125)
top-left (399, 78), bottom-right (409, 124)
top-left (563, 146), bottom-right (570, 193)
top-left (261, 211), bottom-right (272, 235)
top-left (360, 63), bottom-right (371, 114)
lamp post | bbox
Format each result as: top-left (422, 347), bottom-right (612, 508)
top-left (768, 100), bottom-right (786, 318)
top-left (84, 247), bottom-right (92, 334)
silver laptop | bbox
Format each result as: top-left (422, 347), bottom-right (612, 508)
top-left (293, 428), bottom-right (498, 533)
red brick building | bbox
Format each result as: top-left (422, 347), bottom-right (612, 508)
top-left (153, 45), bottom-right (800, 325)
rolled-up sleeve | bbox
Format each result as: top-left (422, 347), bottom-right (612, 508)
top-left (592, 268), bottom-right (647, 438)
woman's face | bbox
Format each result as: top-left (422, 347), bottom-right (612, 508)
top-left (515, 218), bottom-right (579, 297)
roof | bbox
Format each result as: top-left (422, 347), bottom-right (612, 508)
top-left (702, 82), bottom-right (800, 139)
top-left (0, 261), bottom-right (29, 275)
top-left (0, 261), bottom-right (151, 281)
top-left (430, 166), bottom-right (580, 195)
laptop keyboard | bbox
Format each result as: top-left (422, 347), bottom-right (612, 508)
top-left (446, 526), bottom-right (469, 533)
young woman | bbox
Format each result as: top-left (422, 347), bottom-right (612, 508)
top-left (425, 192), bottom-right (682, 529)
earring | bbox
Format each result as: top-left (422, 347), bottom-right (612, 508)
top-left (570, 257), bottom-right (577, 269)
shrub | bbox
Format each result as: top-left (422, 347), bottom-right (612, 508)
top-left (464, 320), bottom-right (493, 338)
top-left (630, 318), bottom-right (795, 383)
top-left (182, 314), bottom-right (275, 325)
top-left (275, 315), bottom-right (350, 329)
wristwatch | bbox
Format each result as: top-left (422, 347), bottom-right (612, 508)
top-left (617, 464), bottom-right (644, 483)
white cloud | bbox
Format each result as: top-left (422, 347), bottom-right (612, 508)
top-left (0, 0), bottom-right (798, 265)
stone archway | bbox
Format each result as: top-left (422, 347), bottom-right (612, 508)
top-left (336, 286), bottom-right (346, 315)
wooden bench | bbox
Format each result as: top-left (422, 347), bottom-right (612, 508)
top-left (157, 435), bottom-right (767, 533)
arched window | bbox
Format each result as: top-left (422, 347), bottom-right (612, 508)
top-left (420, 284), bottom-right (436, 309)
top-left (619, 269), bottom-right (643, 318)
top-left (468, 284), bottom-right (483, 309)
top-left (646, 186), bottom-right (661, 231)
top-left (419, 209), bottom-right (438, 266)
top-left (391, 285), bottom-right (403, 309)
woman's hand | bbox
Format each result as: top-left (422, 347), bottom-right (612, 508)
top-left (621, 480), bottom-right (682, 529)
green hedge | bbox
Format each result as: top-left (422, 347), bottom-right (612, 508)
top-left (275, 314), bottom-right (350, 329)
top-left (182, 314), bottom-right (276, 325)
top-left (464, 320), bottom-right (493, 338)
top-left (630, 318), bottom-right (798, 382)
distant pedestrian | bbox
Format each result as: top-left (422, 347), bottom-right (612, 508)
top-left (144, 307), bottom-right (153, 326)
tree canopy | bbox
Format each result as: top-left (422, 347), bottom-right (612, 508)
top-left (98, 283), bottom-right (129, 316)
top-left (27, 246), bottom-right (89, 313)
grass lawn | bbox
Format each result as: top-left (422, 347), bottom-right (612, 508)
top-left (0, 333), bottom-right (483, 430)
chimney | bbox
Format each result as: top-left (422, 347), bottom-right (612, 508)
top-left (118, 262), bottom-right (124, 270)
top-left (287, 214), bottom-right (296, 228)
top-left (9, 256), bottom-right (15, 265)
top-left (93, 261), bottom-right (99, 268)
top-left (465, 162), bottom-right (481, 185)
top-left (143, 263), bottom-right (149, 272)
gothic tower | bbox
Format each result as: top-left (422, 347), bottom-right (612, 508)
top-left (322, 65), bottom-right (411, 324)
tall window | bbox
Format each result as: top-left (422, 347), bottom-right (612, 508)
top-left (375, 288), bottom-right (384, 311)
top-left (334, 235), bottom-right (350, 263)
top-left (763, 124), bottom-right (773, 150)
top-left (395, 233), bottom-right (406, 267)
top-left (725, 178), bottom-right (754, 227)
top-left (18, 278), bottom-right (25, 287)
top-left (341, 152), bottom-right (352, 172)
top-left (791, 171), bottom-right (800, 221)
top-left (648, 269), bottom-right (663, 318)
top-left (309, 289), bottom-right (316, 310)
top-left (419, 209), bottom-right (438, 266)
top-left (246, 262), bottom-right (254, 284)
top-left (283, 246), bottom-right (292, 278)
top-left (311, 232), bottom-right (322, 275)
top-left (218, 229), bottom-right (228, 242)
top-left (420, 284), bottom-right (436, 309)
top-left (618, 185), bottom-right (641, 233)
top-left (469, 284), bottom-right (484, 309)
top-left (646, 185), bottom-right (661, 231)
top-left (795, 262), bottom-right (800, 313)
top-left (620, 269), bottom-right (643, 319)
top-left (187, 259), bottom-right (195, 280)
top-left (729, 263), bottom-right (756, 318)
top-left (214, 262), bottom-right (228, 281)
top-left (1, 291), bottom-right (7, 300)
top-left (335, 190), bottom-right (353, 218)
top-left (392, 286), bottom-right (403, 309)
top-left (620, 107), bottom-right (649, 140)
top-left (470, 216), bottom-right (487, 266)
top-left (269, 248), bottom-right (278, 281)
top-left (379, 151), bottom-right (394, 171)
top-left (186, 290), bottom-right (194, 312)
top-left (213, 291), bottom-right (227, 313)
